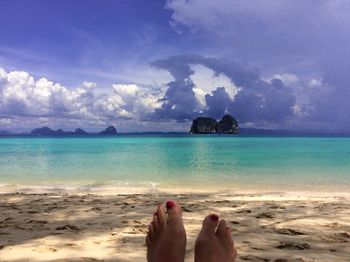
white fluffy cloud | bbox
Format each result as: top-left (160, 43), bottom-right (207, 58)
top-left (82, 81), bottom-right (97, 89)
top-left (0, 68), bottom-right (161, 129)
top-left (190, 64), bottom-right (238, 110)
top-left (96, 84), bottom-right (162, 119)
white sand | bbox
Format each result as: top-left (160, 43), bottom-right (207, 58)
top-left (0, 191), bottom-right (349, 262)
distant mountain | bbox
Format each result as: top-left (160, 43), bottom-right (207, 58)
top-left (31, 127), bottom-right (66, 136)
top-left (98, 126), bottom-right (117, 135)
top-left (74, 128), bottom-right (89, 135)
top-left (1, 126), bottom-right (349, 137)
top-left (29, 126), bottom-right (117, 136)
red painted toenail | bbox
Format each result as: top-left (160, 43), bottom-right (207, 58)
top-left (166, 200), bottom-right (175, 209)
top-left (153, 212), bottom-right (157, 216)
top-left (209, 214), bottom-right (219, 221)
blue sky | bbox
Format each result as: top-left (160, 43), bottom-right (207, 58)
top-left (0, 0), bottom-right (178, 85)
top-left (1, 0), bottom-right (350, 133)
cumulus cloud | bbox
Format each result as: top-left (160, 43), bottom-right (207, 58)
top-left (190, 64), bottom-right (238, 110)
top-left (0, 67), bottom-right (161, 131)
top-left (150, 57), bottom-right (199, 121)
top-left (151, 55), bottom-right (297, 125)
top-left (205, 87), bottom-right (231, 119)
top-left (104, 84), bottom-right (161, 119)
top-left (0, 70), bottom-right (96, 119)
top-left (82, 81), bottom-right (96, 89)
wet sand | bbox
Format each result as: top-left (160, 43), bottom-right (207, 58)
top-left (0, 192), bottom-right (349, 262)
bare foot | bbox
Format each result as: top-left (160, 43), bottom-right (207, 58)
top-left (146, 200), bottom-right (187, 262)
top-left (195, 214), bottom-right (237, 262)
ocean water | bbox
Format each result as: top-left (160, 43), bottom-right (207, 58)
top-left (0, 135), bottom-right (349, 193)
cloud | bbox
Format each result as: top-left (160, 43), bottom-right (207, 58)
top-left (0, 53), bottom-right (346, 133)
top-left (0, 70), bottom-right (94, 118)
top-left (166, 0), bottom-right (350, 55)
top-left (150, 57), bottom-right (199, 121)
top-left (109, 84), bottom-right (162, 119)
top-left (151, 54), bottom-right (297, 125)
top-left (205, 87), bottom-right (231, 119)
top-left (0, 67), bottom-right (161, 130)
top-left (163, 1), bottom-right (350, 131)
top-left (190, 64), bottom-right (238, 109)
top-left (82, 81), bottom-right (96, 89)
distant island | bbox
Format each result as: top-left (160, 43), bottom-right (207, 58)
top-left (2, 122), bottom-right (349, 137)
top-left (190, 114), bottom-right (239, 134)
top-left (30, 126), bottom-right (117, 136)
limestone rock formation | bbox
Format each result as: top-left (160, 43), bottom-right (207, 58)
top-left (190, 117), bottom-right (218, 134)
top-left (217, 115), bottom-right (240, 134)
top-left (190, 114), bottom-right (239, 134)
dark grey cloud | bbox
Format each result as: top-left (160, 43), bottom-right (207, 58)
top-left (165, 0), bottom-right (350, 131)
top-left (230, 78), bottom-right (296, 122)
top-left (205, 87), bottom-right (231, 119)
top-left (151, 54), bottom-right (296, 124)
top-left (150, 57), bottom-right (198, 121)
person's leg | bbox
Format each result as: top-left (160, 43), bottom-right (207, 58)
top-left (146, 200), bottom-right (187, 262)
top-left (195, 214), bottom-right (237, 262)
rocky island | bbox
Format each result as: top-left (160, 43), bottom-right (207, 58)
top-left (30, 126), bottom-right (117, 136)
top-left (190, 114), bottom-right (239, 134)
top-left (98, 126), bottom-right (117, 135)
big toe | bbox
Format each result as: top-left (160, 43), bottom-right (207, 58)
top-left (200, 214), bottom-right (219, 236)
top-left (166, 200), bottom-right (182, 224)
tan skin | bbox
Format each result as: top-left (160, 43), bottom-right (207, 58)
top-left (146, 200), bottom-right (237, 262)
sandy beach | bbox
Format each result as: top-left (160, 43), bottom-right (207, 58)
top-left (0, 191), bottom-right (349, 262)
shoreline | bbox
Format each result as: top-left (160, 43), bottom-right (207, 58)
top-left (1, 182), bottom-right (350, 197)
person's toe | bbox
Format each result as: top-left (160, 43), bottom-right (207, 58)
top-left (200, 214), bottom-right (219, 235)
top-left (225, 226), bottom-right (234, 246)
top-left (216, 219), bottom-right (227, 238)
top-left (148, 223), bottom-right (156, 240)
top-left (152, 213), bottom-right (160, 233)
top-left (165, 200), bottom-right (182, 224)
top-left (156, 203), bottom-right (167, 228)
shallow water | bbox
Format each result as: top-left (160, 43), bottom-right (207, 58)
top-left (0, 134), bottom-right (349, 192)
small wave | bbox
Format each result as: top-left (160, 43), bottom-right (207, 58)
top-left (0, 181), bottom-right (161, 194)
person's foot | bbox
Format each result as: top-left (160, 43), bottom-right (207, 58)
top-left (195, 214), bottom-right (237, 262)
top-left (146, 200), bottom-right (187, 262)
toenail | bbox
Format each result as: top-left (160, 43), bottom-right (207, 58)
top-left (166, 200), bottom-right (175, 209)
top-left (209, 214), bottom-right (219, 221)
top-left (153, 212), bottom-right (157, 216)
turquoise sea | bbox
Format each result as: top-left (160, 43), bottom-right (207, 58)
top-left (0, 135), bottom-right (349, 193)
